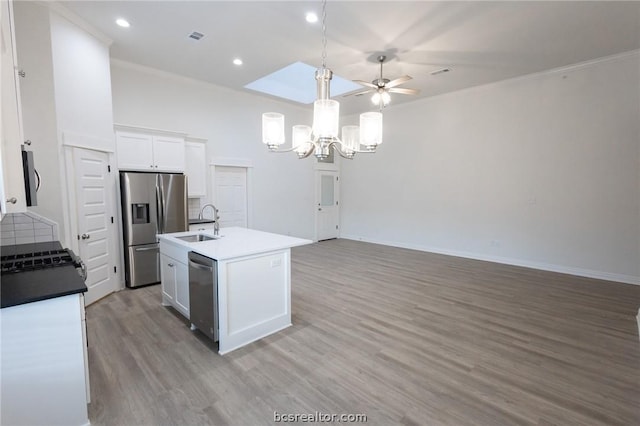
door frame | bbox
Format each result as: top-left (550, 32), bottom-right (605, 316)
top-left (314, 168), bottom-right (340, 242)
top-left (209, 157), bottom-right (253, 229)
top-left (62, 133), bottom-right (121, 301)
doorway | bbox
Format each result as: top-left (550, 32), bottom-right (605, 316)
top-left (213, 166), bottom-right (248, 228)
top-left (71, 147), bottom-right (118, 305)
top-left (315, 170), bottom-right (339, 241)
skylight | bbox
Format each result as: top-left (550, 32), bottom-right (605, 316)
top-left (244, 62), bottom-right (362, 104)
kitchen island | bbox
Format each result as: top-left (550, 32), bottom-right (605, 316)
top-left (157, 227), bottom-right (311, 354)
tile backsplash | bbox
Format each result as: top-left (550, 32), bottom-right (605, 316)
top-left (1, 212), bottom-right (59, 246)
top-left (188, 198), bottom-right (202, 220)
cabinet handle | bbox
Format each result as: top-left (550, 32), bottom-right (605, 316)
top-left (155, 165), bottom-right (158, 168)
top-left (6, 197), bottom-right (17, 204)
top-left (168, 263), bottom-right (174, 267)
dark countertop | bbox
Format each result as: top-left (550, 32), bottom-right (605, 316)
top-left (189, 218), bottom-right (216, 225)
top-left (1, 241), bottom-right (87, 309)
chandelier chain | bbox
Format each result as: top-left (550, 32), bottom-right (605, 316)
top-left (321, 0), bottom-right (327, 68)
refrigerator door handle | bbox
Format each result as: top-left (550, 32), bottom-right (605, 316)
top-left (156, 183), bottom-right (164, 234)
top-left (134, 246), bottom-right (159, 252)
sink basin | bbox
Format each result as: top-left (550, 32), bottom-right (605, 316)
top-left (175, 234), bottom-right (218, 243)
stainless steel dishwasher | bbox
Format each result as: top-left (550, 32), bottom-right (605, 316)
top-left (188, 252), bottom-right (218, 341)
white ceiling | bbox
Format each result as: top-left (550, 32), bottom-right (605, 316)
top-left (60, 1), bottom-right (640, 115)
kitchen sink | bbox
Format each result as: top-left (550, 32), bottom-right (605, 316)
top-left (175, 234), bottom-right (218, 243)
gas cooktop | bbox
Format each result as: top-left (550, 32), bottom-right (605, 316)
top-left (1, 249), bottom-right (82, 275)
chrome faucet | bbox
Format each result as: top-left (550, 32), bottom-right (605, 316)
top-left (198, 203), bottom-right (220, 236)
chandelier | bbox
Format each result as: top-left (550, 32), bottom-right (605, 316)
top-left (261, 0), bottom-right (383, 160)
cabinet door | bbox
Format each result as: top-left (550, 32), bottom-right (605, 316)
top-left (116, 131), bottom-right (154, 171)
top-left (0, 0), bottom-right (26, 214)
top-left (160, 254), bottom-right (176, 304)
top-left (153, 135), bottom-right (185, 172)
top-left (184, 141), bottom-right (206, 197)
top-left (174, 261), bottom-right (189, 318)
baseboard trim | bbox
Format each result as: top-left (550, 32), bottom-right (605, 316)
top-left (339, 234), bottom-right (640, 286)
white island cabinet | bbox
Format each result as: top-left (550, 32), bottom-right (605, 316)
top-left (158, 227), bottom-right (311, 354)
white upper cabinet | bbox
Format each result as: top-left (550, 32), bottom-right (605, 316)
top-left (0, 0), bottom-right (27, 215)
top-left (184, 139), bottom-right (207, 197)
top-left (115, 126), bottom-right (185, 172)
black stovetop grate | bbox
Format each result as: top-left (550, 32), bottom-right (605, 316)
top-left (1, 249), bottom-right (76, 274)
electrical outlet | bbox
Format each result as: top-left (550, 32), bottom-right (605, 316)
top-left (490, 240), bottom-right (500, 248)
top-left (270, 258), bottom-right (282, 268)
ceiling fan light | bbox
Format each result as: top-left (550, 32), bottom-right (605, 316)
top-left (360, 112), bottom-right (383, 147)
top-left (262, 113), bottom-right (285, 147)
top-left (381, 91), bottom-right (391, 105)
top-left (313, 99), bottom-right (339, 138)
top-left (371, 91), bottom-right (390, 106)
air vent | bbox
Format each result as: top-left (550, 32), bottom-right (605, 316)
top-left (430, 68), bottom-right (451, 76)
top-left (188, 31), bottom-right (204, 41)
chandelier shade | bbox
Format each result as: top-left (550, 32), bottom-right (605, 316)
top-left (360, 112), bottom-right (383, 148)
top-left (262, 112), bottom-right (285, 148)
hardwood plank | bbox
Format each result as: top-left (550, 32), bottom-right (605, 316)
top-left (86, 239), bottom-right (640, 425)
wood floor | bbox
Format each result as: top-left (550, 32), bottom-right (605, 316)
top-left (86, 239), bottom-right (640, 426)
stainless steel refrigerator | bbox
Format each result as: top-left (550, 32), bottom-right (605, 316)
top-left (120, 171), bottom-right (188, 288)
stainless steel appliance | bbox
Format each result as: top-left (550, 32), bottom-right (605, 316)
top-left (188, 251), bottom-right (218, 341)
top-left (120, 172), bottom-right (188, 288)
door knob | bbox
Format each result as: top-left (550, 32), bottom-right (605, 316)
top-left (6, 197), bottom-right (17, 204)
top-left (81, 233), bottom-right (90, 240)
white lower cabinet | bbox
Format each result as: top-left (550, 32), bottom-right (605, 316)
top-left (174, 260), bottom-right (189, 316)
top-left (0, 294), bottom-right (89, 425)
top-left (160, 253), bottom-right (189, 318)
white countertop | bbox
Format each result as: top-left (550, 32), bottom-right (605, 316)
top-left (157, 227), bottom-right (312, 260)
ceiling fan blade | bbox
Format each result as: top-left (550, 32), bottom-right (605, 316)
top-left (387, 87), bottom-right (420, 95)
top-left (352, 80), bottom-right (378, 89)
top-left (354, 90), bottom-right (375, 97)
top-left (342, 89), bottom-right (374, 97)
top-left (385, 75), bottom-right (412, 88)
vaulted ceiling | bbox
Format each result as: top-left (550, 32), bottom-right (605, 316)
top-left (61, 1), bottom-right (640, 114)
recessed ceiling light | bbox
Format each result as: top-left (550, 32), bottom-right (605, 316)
top-left (305, 12), bottom-right (318, 23)
top-left (233, 58), bottom-right (243, 66)
top-left (115, 18), bottom-right (130, 28)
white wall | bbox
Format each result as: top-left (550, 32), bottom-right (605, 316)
top-left (341, 52), bottom-right (640, 284)
top-left (14, 3), bottom-right (115, 247)
top-left (110, 61), bottom-right (317, 240)
top-left (49, 11), bottom-right (114, 150)
top-left (13, 2), bottom-right (62, 236)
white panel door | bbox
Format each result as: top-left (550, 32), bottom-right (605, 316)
top-left (214, 166), bottom-right (247, 228)
top-left (316, 170), bottom-right (339, 241)
top-left (73, 148), bottom-right (117, 305)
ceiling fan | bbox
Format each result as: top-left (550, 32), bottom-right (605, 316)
top-left (346, 55), bottom-right (420, 108)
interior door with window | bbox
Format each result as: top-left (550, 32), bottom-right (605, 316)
top-left (316, 170), bottom-right (339, 241)
top-left (73, 147), bottom-right (117, 305)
